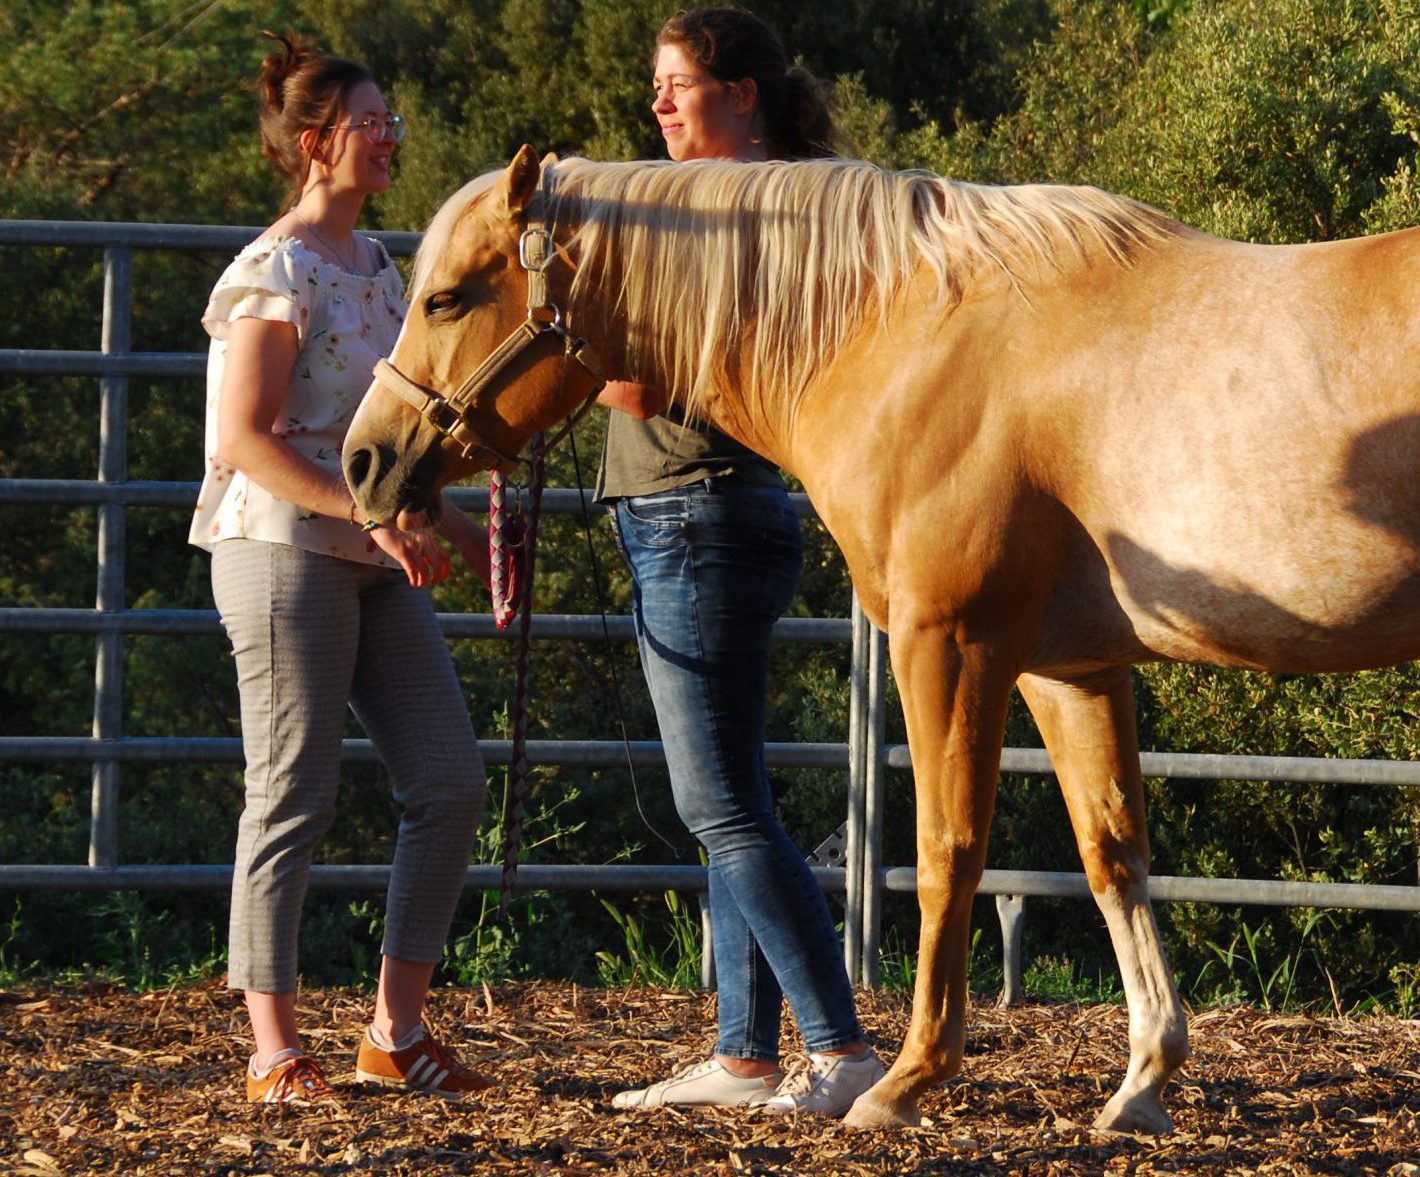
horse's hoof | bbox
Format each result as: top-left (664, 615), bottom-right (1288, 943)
top-left (843, 1090), bottom-right (922, 1130)
top-left (1094, 1091), bottom-right (1172, 1135)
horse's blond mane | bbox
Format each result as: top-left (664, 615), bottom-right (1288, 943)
top-left (541, 157), bottom-right (1181, 430)
top-left (418, 157), bottom-right (1181, 430)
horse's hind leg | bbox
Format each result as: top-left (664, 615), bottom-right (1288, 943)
top-left (845, 625), bottom-right (1015, 1130)
top-left (1018, 668), bottom-right (1188, 1134)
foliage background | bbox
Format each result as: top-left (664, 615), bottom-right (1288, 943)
top-left (2, 0), bottom-right (1419, 1010)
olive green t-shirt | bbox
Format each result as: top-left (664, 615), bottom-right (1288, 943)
top-left (595, 403), bottom-right (781, 501)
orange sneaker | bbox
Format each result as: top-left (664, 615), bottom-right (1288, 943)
top-left (246, 1052), bottom-right (339, 1105)
top-left (355, 1024), bottom-right (494, 1100)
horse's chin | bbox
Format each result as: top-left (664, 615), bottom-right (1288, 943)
top-left (394, 491), bottom-right (443, 533)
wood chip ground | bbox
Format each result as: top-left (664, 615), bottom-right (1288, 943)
top-left (4, 982), bottom-right (1420, 1174)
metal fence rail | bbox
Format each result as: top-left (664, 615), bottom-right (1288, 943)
top-left (3, 218), bottom-right (1417, 999)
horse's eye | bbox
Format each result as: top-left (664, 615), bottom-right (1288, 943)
top-left (424, 290), bottom-right (460, 317)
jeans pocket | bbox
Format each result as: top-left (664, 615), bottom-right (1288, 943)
top-left (618, 493), bottom-right (690, 549)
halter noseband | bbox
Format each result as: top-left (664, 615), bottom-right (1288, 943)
top-left (373, 205), bottom-right (606, 473)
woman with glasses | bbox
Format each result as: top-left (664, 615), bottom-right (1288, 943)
top-left (190, 32), bottom-right (491, 1104)
top-left (599, 8), bottom-right (882, 1117)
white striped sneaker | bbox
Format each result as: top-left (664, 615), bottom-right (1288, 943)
top-left (355, 1023), bottom-right (493, 1099)
top-left (611, 1057), bottom-right (785, 1108)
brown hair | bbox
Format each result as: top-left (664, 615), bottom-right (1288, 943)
top-left (656, 7), bottom-right (835, 160)
top-left (257, 31), bottom-right (374, 206)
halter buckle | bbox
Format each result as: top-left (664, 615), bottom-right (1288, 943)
top-left (518, 226), bottom-right (555, 273)
top-left (424, 397), bottom-right (460, 433)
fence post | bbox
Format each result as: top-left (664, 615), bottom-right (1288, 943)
top-left (860, 623), bottom-right (888, 987)
top-left (995, 894), bottom-right (1026, 1006)
top-left (90, 246), bottom-right (130, 869)
top-left (698, 893), bottom-right (716, 991)
top-left (843, 594), bottom-right (868, 984)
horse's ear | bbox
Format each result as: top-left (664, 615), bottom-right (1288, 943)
top-left (540, 151), bottom-right (560, 169)
top-left (504, 144), bottom-right (541, 219)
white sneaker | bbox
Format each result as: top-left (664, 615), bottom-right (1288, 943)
top-left (762, 1049), bottom-right (885, 1117)
top-left (611, 1057), bottom-right (784, 1108)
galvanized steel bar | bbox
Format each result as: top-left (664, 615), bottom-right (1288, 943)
top-left (0, 480), bottom-right (817, 521)
top-left (842, 594), bottom-right (868, 983)
top-left (89, 246), bottom-right (130, 870)
top-left (0, 608), bottom-right (847, 644)
top-left (0, 479), bottom-right (788, 514)
top-left (0, 735), bottom-right (851, 769)
top-left (885, 744), bottom-right (1420, 786)
top-left (0, 479), bottom-right (201, 506)
top-left (995, 894), bottom-right (1026, 1006)
top-left (860, 623), bottom-right (888, 987)
top-left (698, 895), bottom-right (716, 991)
top-left (0, 351), bottom-right (204, 378)
top-left (0, 219), bottom-right (422, 254)
top-left (882, 867), bottom-right (1420, 913)
top-left (0, 862), bottom-right (849, 894)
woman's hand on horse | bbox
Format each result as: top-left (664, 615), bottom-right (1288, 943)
top-left (370, 526), bottom-right (451, 587)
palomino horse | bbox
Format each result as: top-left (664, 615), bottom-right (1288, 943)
top-left (345, 145), bottom-right (1420, 1132)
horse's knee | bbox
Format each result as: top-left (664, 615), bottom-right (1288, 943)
top-left (1078, 830), bottom-right (1149, 895)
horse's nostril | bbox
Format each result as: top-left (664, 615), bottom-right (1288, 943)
top-left (347, 445), bottom-right (374, 488)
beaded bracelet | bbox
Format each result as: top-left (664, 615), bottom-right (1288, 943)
top-left (347, 500), bottom-right (381, 532)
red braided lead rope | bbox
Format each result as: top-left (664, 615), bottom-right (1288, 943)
top-left (488, 471), bottom-right (525, 630)
top-left (492, 438), bottom-right (546, 915)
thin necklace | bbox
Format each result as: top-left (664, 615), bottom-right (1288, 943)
top-left (292, 212), bottom-right (361, 274)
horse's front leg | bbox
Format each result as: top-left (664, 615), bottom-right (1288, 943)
top-left (844, 624), bottom-right (1016, 1129)
top-left (1017, 668), bottom-right (1188, 1134)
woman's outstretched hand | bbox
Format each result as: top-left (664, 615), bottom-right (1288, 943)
top-left (431, 495), bottom-right (493, 591)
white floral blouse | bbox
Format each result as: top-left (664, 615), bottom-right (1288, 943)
top-left (188, 235), bottom-right (406, 565)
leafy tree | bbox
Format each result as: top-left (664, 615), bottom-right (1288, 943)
top-left (4, 0), bottom-right (1420, 1007)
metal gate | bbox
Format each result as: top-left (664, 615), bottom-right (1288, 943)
top-left (3, 219), bottom-right (1419, 998)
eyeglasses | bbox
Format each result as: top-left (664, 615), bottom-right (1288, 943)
top-left (323, 114), bottom-right (407, 144)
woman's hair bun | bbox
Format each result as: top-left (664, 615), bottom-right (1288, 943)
top-left (252, 33), bottom-right (374, 200)
top-left (258, 30), bottom-right (316, 113)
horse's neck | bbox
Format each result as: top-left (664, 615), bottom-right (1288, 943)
top-left (563, 192), bottom-right (793, 468)
top-left (628, 324), bottom-right (791, 468)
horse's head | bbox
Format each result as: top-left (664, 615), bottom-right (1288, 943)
top-left (344, 145), bottom-right (604, 526)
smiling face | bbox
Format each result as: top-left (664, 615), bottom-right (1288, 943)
top-left (651, 42), bottom-right (758, 162)
top-left (319, 80), bottom-right (397, 196)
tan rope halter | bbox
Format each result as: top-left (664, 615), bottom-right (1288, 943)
top-left (373, 207), bottom-right (605, 473)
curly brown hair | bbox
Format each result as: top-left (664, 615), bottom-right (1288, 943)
top-left (657, 8), bottom-right (835, 160)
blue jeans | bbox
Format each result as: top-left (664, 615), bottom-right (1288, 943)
top-left (615, 479), bottom-right (861, 1060)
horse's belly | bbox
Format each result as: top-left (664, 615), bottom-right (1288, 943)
top-left (1059, 342), bottom-right (1420, 672)
top-left (1106, 521), bottom-right (1420, 672)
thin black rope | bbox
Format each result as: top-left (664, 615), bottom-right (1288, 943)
top-left (568, 428), bottom-right (679, 857)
